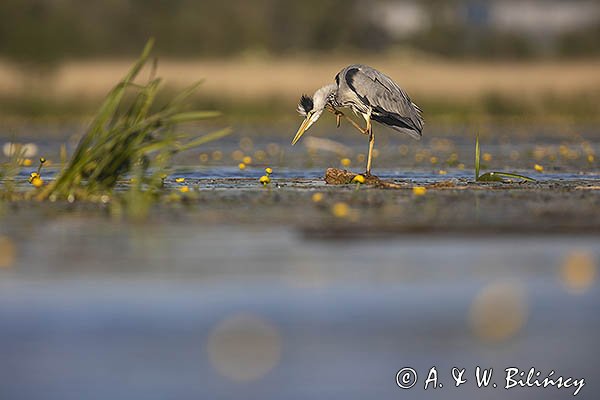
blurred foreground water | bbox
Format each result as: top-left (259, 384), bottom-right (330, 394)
top-left (0, 220), bottom-right (598, 399)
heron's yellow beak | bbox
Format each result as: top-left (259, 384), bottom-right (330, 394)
top-left (292, 115), bottom-right (312, 145)
top-left (292, 110), bottom-right (323, 145)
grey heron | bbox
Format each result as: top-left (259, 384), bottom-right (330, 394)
top-left (292, 64), bottom-right (424, 175)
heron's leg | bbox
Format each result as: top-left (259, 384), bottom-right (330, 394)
top-left (325, 105), bottom-right (369, 135)
top-left (325, 104), bottom-right (342, 128)
top-left (365, 118), bottom-right (374, 175)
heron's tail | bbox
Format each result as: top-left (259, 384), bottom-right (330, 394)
top-left (372, 105), bottom-right (423, 140)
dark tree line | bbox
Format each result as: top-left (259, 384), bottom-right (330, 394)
top-left (0, 0), bottom-right (598, 64)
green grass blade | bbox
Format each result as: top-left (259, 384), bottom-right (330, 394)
top-left (169, 111), bottom-right (222, 123)
top-left (475, 133), bottom-right (480, 180)
top-left (490, 172), bottom-right (536, 182)
top-left (476, 172), bottom-right (506, 182)
top-left (175, 128), bottom-right (232, 152)
top-left (477, 172), bottom-right (536, 182)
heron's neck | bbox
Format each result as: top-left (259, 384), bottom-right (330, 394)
top-left (313, 84), bottom-right (337, 109)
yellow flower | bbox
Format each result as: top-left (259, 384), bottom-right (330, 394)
top-left (588, 154), bottom-right (595, 163)
top-left (199, 153), bottom-right (209, 163)
top-left (352, 174), bottom-right (366, 184)
top-left (22, 158), bottom-right (32, 166)
top-left (332, 202), bottom-right (349, 218)
top-left (340, 158), bottom-right (351, 167)
top-left (39, 157), bottom-right (46, 164)
top-left (238, 162), bottom-right (246, 170)
top-left (429, 156), bottom-right (438, 164)
top-left (265, 167), bottom-right (273, 175)
top-left (458, 163), bottom-right (465, 170)
top-left (259, 175), bottom-right (271, 185)
top-left (179, 186), bottom-right (190, 193)
top-left (438, 170), bottom-right (447, 175)
top-left (482, 153), bottom-right (492, 162)
top-left (412, 186), bottom-right (427, 196)
top-left (31, 176), bottom-right (44, 188)
top-left (175, 177), bottom-right (185, 183)
top-left (28, 172), bottom-right (39, 183)
top-left (312, 192), bottom-right (323, 203)
top-left (242, 156), bottom-right (252, 165)
top-left (534, 164), bottom-right (544, 172)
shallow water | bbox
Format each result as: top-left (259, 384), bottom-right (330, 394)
top-left (1, 124), bottom-right (599, 399)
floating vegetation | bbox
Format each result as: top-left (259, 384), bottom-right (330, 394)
top-left (38, 39), bottom-right (230, 202)
top-left (534, 164), bottom-right (544, 172)
top-left (259, 167), bottom-right (273, 186)
top-left (352, 174), bottom-right (365, 184)
top-left (28, 157), bottom-right (47, 188)
top-left (475, 134), bottom-right (535, 183)
top-left (412, 186), bottom-right (427, 196)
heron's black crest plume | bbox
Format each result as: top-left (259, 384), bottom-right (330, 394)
top-left (298, 94), bottom-right (314, 116)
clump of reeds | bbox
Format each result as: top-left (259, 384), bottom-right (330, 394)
top-left (0, 143), bottom-right (26, 201)
top-left (475, 134), bottom-right (535, 183)
top-left (38, 39), bottom-right (230, 201)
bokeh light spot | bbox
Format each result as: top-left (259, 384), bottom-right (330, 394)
top-left (469, 281), bottom-right (528, 343)
top-left (0, 236), bottom-right (17, 269)
top-left (560, 250), bottom-right (597, 294)
top-left (207, 314), bottom-right (282, 382)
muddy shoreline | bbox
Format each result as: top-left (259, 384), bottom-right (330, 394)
top-left (2, 175), bottom-right (599, 237)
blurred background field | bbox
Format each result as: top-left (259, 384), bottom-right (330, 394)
top-left (0, 0), bottom-right (599, 123)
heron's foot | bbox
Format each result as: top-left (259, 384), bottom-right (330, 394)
top-left (326, 104), bottom-right (342, 116)
top-left (326, 104), bottom-right (344, 128)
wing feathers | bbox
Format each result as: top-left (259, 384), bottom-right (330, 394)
top-left (344, 65), bottom-right (424, 138)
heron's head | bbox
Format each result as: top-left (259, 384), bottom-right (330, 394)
top-left (292, 84), bottom-right (336, 145)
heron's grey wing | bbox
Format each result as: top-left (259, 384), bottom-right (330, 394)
top-left (345, 65), bottom-right (424, 139)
